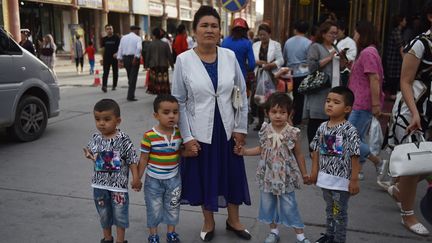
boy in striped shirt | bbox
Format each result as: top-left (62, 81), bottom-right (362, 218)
top-left (138, 94), bottom-right (197, 243)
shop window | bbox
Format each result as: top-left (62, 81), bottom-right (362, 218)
top-left (0, 30), bottom-right (22, 55)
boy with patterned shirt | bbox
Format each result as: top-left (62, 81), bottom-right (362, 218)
top-left (309, 86), bottom-right (361, 243)
top-left (138, 94), bottom-right (197, 243)
top-left (83, 99), bottom-right (141, 243)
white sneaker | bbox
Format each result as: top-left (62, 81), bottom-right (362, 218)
top-left (264, 233), bottom-right (279, 243)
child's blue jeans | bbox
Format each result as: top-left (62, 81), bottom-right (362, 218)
top-left (89, 59), bottom-right (95, 73)
top-left (258, 190), bottom-right (305, 229)
top-left (93, 188), bottom-right (129, 228)
top-left (144, 173), bottom-right (181, 228)
top-left (322, 188), bottom-right (350, 243)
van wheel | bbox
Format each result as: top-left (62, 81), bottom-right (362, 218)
top-left (7, 96), bottom-right (48, 142)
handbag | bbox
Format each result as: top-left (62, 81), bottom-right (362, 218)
top-left (389, 132), bottom-right (432, 177)
top-left (298, 70), bottom-right (330, 94)
top-left (232, 79), bottom-right (244, 127)
top-left (254, 69), bottom-right (276, 106)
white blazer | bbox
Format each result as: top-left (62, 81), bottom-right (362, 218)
top-left (252, 39), bottom-right (284, 73)
top-left (171, 47), bottom-right (248, 144)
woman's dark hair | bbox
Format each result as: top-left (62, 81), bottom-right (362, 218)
top-left (355, 20), bottom-right (378, 54)
top-left (230, 27), bottom-right (248, 40)
top-left (337, 20), bottom-right (349, 35)
top-left (177, 24), bottom-right (186, 34)
top-left (264, 92), bottom-right (293, 113)
top-left (152, 27), bottom-right (165, 39)
top-left (420, 0), bottom-right (432, 32)
top-left (392, 14), bottom-right (406, 28)
top-left (192, 6), bottom-right (221, 31)
top-left (315, 21), bottom-right (337, 44)
top-left (294, 20), bottom-right (309, 34)
top-left (258, 24), bottom-right (271, 34)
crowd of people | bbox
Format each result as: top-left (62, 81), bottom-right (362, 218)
top-left (40, 1), bottom-right (432, 243)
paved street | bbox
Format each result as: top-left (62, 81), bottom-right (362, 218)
top-left (0, 59), bottom-right (431, 242)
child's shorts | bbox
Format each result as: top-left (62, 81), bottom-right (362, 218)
top-left (144, 173), bottom-right (181, 228)
top-left (93, 188), bottom-right (129, 228)
top-left (258, 190), bottom-right (305, 229)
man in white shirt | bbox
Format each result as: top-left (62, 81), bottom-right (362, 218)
top-left (335, 21), bottom-right (357, 86)
top-left (117, 25), bottom-right (142, 101)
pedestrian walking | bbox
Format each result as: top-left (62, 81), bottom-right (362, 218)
top-left (305, 21), bottom-right (342, 147)
top-left (101, 24), bottom-right (120, 92)
top-left (84, 41), bottom-right (96, 75)
top-left (283, 20), bottom-right (312, 126)
top-left (252, 23), bottom-right (284, 131)
top-left (117, 25), bottom-right (142, 101)
top-left (385, 0), bottom-right (432, 236)
top-left (347, 20), bottom-right (384, 181)
top-left (19, 29), bottom-right (35, 55)
top-left (172, 24), bottom-right (188, 60)
top-left (39, 34), bottom-right (56, 70)
top-left (310, 86), bottom-right (361, 243)
top-left (144, 28), bottom-right (174, 95)
top-left (235, 92), bottom-right (311, 243)
top-left (83, 99), bottom-right (141, 243)
top-left (137, 94), bottom-right (197, 243)
top-left (335, 20), bottom-right (357, 87)
top-left (74, 35), bottom-right (85, 74)
top-left (171, 5), bottom-right (251, 242)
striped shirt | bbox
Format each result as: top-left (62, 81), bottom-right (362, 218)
top-left (140, 127), bottom-right (182, 179)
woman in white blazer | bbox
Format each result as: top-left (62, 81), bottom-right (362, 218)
top-left (252, 24), bottom-right (284, 130)
top-left (171, 6), bottom-right (251, 241)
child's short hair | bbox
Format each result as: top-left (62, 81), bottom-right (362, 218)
top-left (88, 41), bottom-right (93, 46)
top-left (329, 86), bottom-right (355, 106)
top-left (265, 92), bottom-right (293, 113)
top-left (153, 94), bottom-right (179, 112)
top-left (94, 99), bottom-right (120, 117)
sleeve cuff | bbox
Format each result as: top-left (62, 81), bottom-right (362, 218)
top-left (233, 128), bottom-right (247, 134)
top-left (182, 136), bottom-right (195, 144)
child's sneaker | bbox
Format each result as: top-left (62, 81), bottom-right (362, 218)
top-left (315, 233), bottom-right (333, 243)
top-left (264, 232), bottom-right (280, 243)
top-left (148, 234), bottom-right (160, 243)
top-left (166, 232), bottom-right (180, 243)
top-left (296, 238), bottom-right (311, 243)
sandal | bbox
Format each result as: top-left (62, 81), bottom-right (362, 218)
top-left (387, 184), bottom-right (402, 209)
top-left (400, 210), bottom-right (430, 236)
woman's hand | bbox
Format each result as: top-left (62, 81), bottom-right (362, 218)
top-left (407, 112), bottom-right (422, 133)
top-left (233, 132), bottom-right (246, 150)
top-left (184, 139), bottom-right (200, 157)
top-left (372, 105), bottom-right (381, 117)
top-left (256, 60), bottom-right (267, 66)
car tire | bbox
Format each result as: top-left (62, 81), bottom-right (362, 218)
top-left (7, 96), bottom-right (48, 142)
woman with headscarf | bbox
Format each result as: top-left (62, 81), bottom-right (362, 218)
top-left (39, 34), bottom-right (56, 70)
top-left (145, 27), bottom-right (174, 94)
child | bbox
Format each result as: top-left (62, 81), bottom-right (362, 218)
top-left (138, 94), bottom-right (197, 243)
top-left (235, 92), bottom-right (311, 243)
top-left (309, 86), bottom-right (361, 243)
top-left (83, 99), bottom-right (141, 243)
top-left (85, 41), bottom-right (96, 74)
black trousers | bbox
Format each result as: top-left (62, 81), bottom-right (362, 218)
top-left (102, 59), bottom-right (119, 88)
top-left (75, 57), bottom-right (84, 69)
top-left (123, 55), bottom-right (140, 99)
top-left (292, 76), bottom-right (306, 126)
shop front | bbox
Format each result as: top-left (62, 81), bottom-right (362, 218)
top-left (19, 0), bottom-right (71, 52)
top-left (77, 0), bottom-right (103, 48)
top-left (107, 0), bottom-right (129, 35)
top-left (149, 1), bottom-right (164, 32)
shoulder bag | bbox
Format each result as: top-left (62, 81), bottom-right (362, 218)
top-left (298, 70), bottom-right (330, 94)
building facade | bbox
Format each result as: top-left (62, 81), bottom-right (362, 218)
top-left (2, 0), bottom-right (257, 53)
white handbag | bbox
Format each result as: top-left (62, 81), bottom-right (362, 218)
top-left (232, 82), bottom-right (243, 127)
top-left (389, 133), bottom-right (432, 177)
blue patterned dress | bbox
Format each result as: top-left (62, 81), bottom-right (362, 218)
top-left (180, 59), bottom-right (251, 212)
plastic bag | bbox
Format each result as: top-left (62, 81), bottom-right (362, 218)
top-left (369, 116), bottom-right (383, 156)
top-left (254, 70), bottom-right (275, 106)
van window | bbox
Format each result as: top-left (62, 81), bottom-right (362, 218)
top-left (0, 30), bottom-right (22, 55)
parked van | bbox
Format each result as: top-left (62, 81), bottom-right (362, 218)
top-left (0, 27), bottom-right (60, 141)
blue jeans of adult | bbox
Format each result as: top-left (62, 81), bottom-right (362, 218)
top-left (348, 109), bottom-right (372, 163)
top-left (322, 188), bottom-right (350, 243)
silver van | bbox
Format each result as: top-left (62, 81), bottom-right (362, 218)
top-left (0, 27), bottom-right (60, 141)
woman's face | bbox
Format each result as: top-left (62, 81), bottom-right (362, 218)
top-left (258, 30), bottom-right (270, 43)
top-left (353, 30), bottom-right (360, 44)
top-left (194, 15), bottom-right (220, 47)
top-left (323, 26), bottom-right (338, 44)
